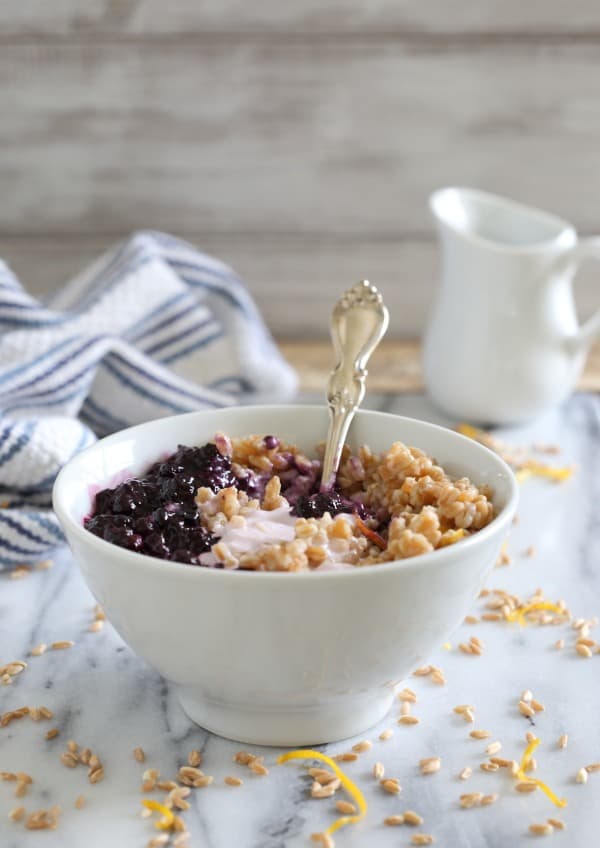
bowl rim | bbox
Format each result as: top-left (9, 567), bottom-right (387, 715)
top-left (52, 405), bottom-right (519, 582)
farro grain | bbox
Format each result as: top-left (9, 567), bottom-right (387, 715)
top-left (398, 688), bottom-right (417, 702)
top-left (519, 701), bottom-right (535, 718)
top-left (515, 782), bottom-right (537, 793)
top-left (411, 834), bottom-right (434, 845)
top-left (148, 837), bottom-right (170, 848)
top-left (224, 776), bottom-right (243, 786)
top-left (384, 814), bottom-right (405, 825)
top-left (335, 800), bottom-right (357, 815)
top-left (401, 701), bottom-right (411, 716)
top-left (576, 644), bottom-right (592, 658)
top-left (79, 748), bottom-right (91, 765)
top-left (558, 734), bottom-right (568, 750)
top-left (233, 751), bottom-right (253, 765)
top-left (67, 740), bottom-right (78, 753)
top-left (453, 704), bottom-right (475, 715)
top-left (250, 762), bottom-right (269, 776)
top-left (334, 753), bottom-right (358, 762)
top-left (530, 698), bottom-right (545, 712)
top-left (398, 716), bottom-right (420, 725)
top-left (46, 728), bottom-right (59, 742)
top-left (351, 740), bottom-right (372, 753)
top-left (576, 768), bottom-right (588, 784)
top-left (404, 810), bottom-right (424, 826)
top-left (413, 666), bottom-right (432, 677)
top-left (459, 767), bottom-right (472, 780)
top-left (529, 823), bottom-right (553, 836)
top-left (430, 669), bottom-right (446, 685)
top-left (15, 781), bottom-right (29, 798)
top-left (486, 741), bottom-right (502, 755)
top-left (311, 781), bottom-right (337, 798)
top-left (379, 729), bottom-right (394, 741)
top-left (481, 794), bottom-right (498, 805)
top-left (61, 752), bottom-right (79, 768)
top-left (187, 749), bottom-right (202, 767)
top-left (462, 708), bottom-right (475, 724)
top-left (526, 731), bottom-right (538, 744)
top-left (178, 766), bottom-right (204, 786)
top-left (51, 641), bottom-right (74, 650)
top-left (464, 615), bottom-right (479, 624)
top-left (9, 805), bottom-right (26, 821)
top-left (38, 706), bottom-right (53, 719)
top-left (194, 775), bottom-right (214, 787)
top-left (521, 689), bottom-right (533, 703)
top-left (585, 763), bottom-right (600, 773)
top-left (555, 639), bottom-right (565, 649)
top-left (480, 762), bottom-right (499, 772)
top-left (75, 795), bottom-right (85, 809)
top-left (490, 757), bottom-right (512, 767)
top-left (89, 619), bottom-right (104, 633)
top-left (470, 730), bottom-right (491, 740)
top-left (89, 766), bottom-right (104, 784)
top-left (133, 747), bottom-right (145, 763)
top-left (373, 762), bottom-right (385, 780)
top-left (310, 833), bottom-right (335, 848)
top-left (380, 778), bottom-right (402, 794)
top-left (547, 818), bottom-right (565, 830)
top-left (419, 757), bottom-right (441, 775)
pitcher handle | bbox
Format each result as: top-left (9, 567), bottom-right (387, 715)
top-left (557, 237), bottom-right (600, 351)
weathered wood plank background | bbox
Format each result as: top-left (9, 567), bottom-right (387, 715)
top-left (1, 1), bottom-right (599, 337)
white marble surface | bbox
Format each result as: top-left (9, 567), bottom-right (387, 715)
top-left (2, 393), bottom-right (600, 848)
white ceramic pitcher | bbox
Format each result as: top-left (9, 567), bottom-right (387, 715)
top-left (423, 187), bottom-right (600, 424)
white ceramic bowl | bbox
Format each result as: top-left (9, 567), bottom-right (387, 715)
top-left (53, 405), bottom-right (518, 746)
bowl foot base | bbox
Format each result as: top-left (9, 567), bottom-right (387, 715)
top-left (176, 689), bottom-right (394, 747)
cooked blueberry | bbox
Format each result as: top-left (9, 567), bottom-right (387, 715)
top-left (263, 435), bottom-right (280, 450)
top-left (292, 490), bottom-right (356, 519)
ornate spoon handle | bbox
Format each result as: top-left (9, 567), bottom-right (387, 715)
top-left (320, 281), bottom-right (389, 490)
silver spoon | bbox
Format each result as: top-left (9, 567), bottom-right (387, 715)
top-left (320, 280), bottom-right (389, 491)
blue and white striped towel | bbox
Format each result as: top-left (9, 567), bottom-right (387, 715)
top-left (0, 230), bottom-right (298, 568)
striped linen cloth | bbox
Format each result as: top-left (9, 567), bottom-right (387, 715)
top-left (0, 230), bottom-right (297, 568)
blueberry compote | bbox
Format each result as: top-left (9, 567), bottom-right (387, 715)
top-left (85, 443), bottom-right (238, 565)
top-left (292, 490), bottom-right (367, 521)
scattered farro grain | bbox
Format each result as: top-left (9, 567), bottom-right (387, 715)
top-left (173, 835), bottom-right (191, 848)
top-left (557, 734), bottom-right (568, 750)
top-left (250, 762), bottom-right (269, 776)
top-left (25, 806), bottom-right (61, 830)
top-left (61, 752), bottom-right (79, 768)
top-left (529, 823), bottom-right (554, 836)
top-left (430, 668), bottom-right (446, 685)
top-left (310, 833), bottom-right (334, 848)
top-left (224, 776), bottom-right (243, 787)
top-left (398, 716), bottom-right (420, 725)
top-left (521, 689), bottom-right (533, 703)
top-left (547, 818), bottom-right (565, 830)
top-left (30, 642), bottom-right (47, 656)
top-left (453, 704), bottom-right (475, 715)
top-left (419, 757), bottom-right (441, 775)
top-left (462, 708), bottom-right (475, 724)
top-left (490, 757), bottom-right (512, 767)
top-left (1, 772), bottom-right (17, 781)
top-left (38, 706), bottom-right (53, 719)
top-left (89, 619), bottom-right (104, 633)
top-left (384, 814), bottom-right (405, 825)
top-left (233, 751), bottom-right (253, 765)
top-left (15, 780), bottom-right (29, 798)
top-left (480, 762), bottom-right (499, 772)
top-left (576, 768), bottom-right (588, 784)
top-left (10, 566), bottom-right (30, 579)
top-left (380, 778), bottom-right (402, 794)
top-left (470, 729), bottom-right (491, 740)
top-left (576, 644), bottom-right (592, 658)
top-left (194, 775), bottom-right (214, 788)
top-left (178, 766), bottom-right (204, 786)
top-left (526, 731), bottom-right (538, 744)
top-left (351, 740), bottom-right (372, 754)
top-left (411, 834), bottom-right (434, 845)
top-left (403, 810), bottom-right (424, 826)
top-left (401, 701), bottom-right (411, 716)
top-left (187, 749), bottom-right (201, 767)
top-left (67, 739), bottom-right (78, 753)
top-left (379, 729), bottom-right (394, 741)
top-left (36, 559), bottom-right (53, 570)
top-left (459, 792), bottom-right (483, 808)
top-left (585, 763), bottom-right (600, 773)
top-left (531, 699), bottom-right (545, 713)
top-left (75, 795), bottom-right (86, 809)
top-left (148, 837), bottom-right (170, 848)
top-left (459, 643), bottom-right (474, 655)
top-left (79, 748), bottom-right (91, 765)
top-left (157, 780), bottom-right (177, 791)
top-left (1, 673), bottom-right (12, 685)
top-left (459, 767), bottom-right (472, 780)
top-left (44, 728), bottom-right (59, 741)
top-left (308, 769), bottom-right (337, 785)
top-left (519, 701), bottom-right (535, 718)
top-left (398, 688), bottom-right (417, 703)
top-left (333, 753), bottom-right (358, 763)
top-left (524, 546), bottom-right (536, 557)
top-left (9, 805), bottom-right (25, 822)
top-left (51, 641), bottom-right (74, 651)
top-left (373, 762), bottom-right (385, 780)
top-left (481, 612), bottom-right (503, 622)
top-left (481, 794), bottom-right (498, 805)
top-left (464, 615), bottom-right (479, 624)
top-left (413, 666), bottom-right (432, 677)
top-left (555, 639), bottom-right (565, 650)
top-left (311, 781), bottom-right (337, 799)
top-left (335, 800), bottom-right (357, 815)
top-left (486, 741), bottom-right (502, 755)
top-left (515, 782), bottom-right (537, 793)
top-left (89, 766), bottom-right (104, 784)
top-left (133, 747), bottom-right (145, 763)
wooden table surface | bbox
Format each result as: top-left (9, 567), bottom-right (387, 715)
top-left (281, 339), bottom-right (600, 394)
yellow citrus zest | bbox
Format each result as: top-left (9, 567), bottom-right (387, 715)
top-left (515, 738), bottom-right (567, 809)
top-left (439, 529), bottom-right (465, 548)
top-left (515, 462), bottom-right (573, 484)
top-left (141, 799), bottom-right (175, 831)
top-left (278, 749), bottom-right (367, 836)
top-left (506, 601), bottom-right (563, 627)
